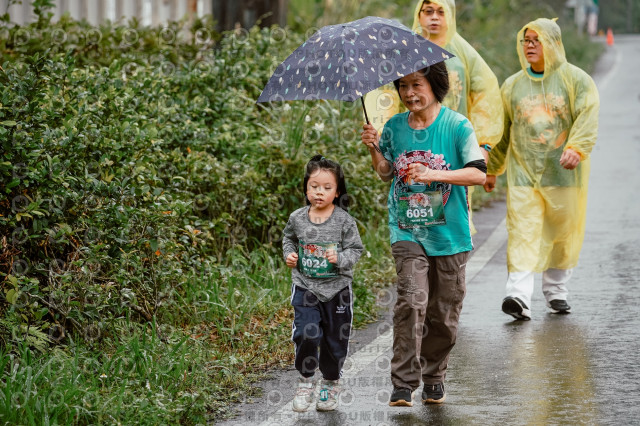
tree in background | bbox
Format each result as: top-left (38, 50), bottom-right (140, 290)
top-left (599, 0), bottom-right (639, 33)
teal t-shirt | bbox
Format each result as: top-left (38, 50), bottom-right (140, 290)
top-left (379, 107), bottom-right (483, 256)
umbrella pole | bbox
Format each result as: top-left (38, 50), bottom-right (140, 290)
top-left (361, 97), bottom-right (382, 154)
top-left (361, 97), bottom-right (371, 124)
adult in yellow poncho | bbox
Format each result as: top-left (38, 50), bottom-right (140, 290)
top-left (484, 18), bottom-right (599, 320)
top-left (363, 0), bottom-right (503, 233)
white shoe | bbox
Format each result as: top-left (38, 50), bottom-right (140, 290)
top-left (316, 379), bottom-right (340, 411)
top-left (292, 376), bottom-right (315, 412)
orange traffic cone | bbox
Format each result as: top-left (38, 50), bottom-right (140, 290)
top-left (606, 28), bottom-right (614, 46)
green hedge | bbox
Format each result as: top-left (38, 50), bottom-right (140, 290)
top-left (0, 10), bottom-right (392, 349)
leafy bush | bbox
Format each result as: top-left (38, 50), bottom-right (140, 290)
top-left (0, 4), bottom-right (398, 421)
top-left (0, 5), bottom-right (394, 339)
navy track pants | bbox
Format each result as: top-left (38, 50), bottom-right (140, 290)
top-left (291, 286), bottom-right (353, 380)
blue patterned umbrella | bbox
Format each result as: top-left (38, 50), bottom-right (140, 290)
top-left (257, 16), bottom-right (453, 111)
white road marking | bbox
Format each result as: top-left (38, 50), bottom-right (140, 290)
top-left (467, 217), bottom-right (508, 283)
top-left (596, 46), bottom-right (621, 91)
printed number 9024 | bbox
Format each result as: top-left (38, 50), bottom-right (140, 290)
top-left (302, 258), bottom-right (328, 268)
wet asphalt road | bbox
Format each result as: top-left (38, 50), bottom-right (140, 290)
top-left (218, 35), bottom-right (640, 425)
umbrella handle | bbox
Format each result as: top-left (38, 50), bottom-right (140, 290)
top-left (361, 97), bottom-right (382, 154)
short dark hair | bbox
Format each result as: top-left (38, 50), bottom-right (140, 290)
top-left (303, 155), bottom-right (350, 211)
top-left (393, 61), bottom-right (449, 103)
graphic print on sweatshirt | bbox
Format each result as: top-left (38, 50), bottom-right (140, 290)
top-left (393, 150), bottom-right (452, 205)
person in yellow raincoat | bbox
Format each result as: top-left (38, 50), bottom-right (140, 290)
top-left (484, 18), bottom-right (599, 320)
top-left (363, 0), bottom-right (503, 233)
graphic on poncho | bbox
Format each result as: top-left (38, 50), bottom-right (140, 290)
top-left (444, 70), bottom-right (463, 112)
top-left (516, 93), bottom-right (569, 148)
top-left (393, 150), bottom-right (452, 205)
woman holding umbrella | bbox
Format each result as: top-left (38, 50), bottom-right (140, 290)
top-left (361, 61), bottom-right (486, 406)
top-left (364, 0), bottom-right (503, 235)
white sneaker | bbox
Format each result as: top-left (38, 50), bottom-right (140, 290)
top-left (316, 379), bottom-right (340, 411)
top-left (292, 376), bottom-right (315, 412)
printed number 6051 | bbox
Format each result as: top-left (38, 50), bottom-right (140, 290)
top-left (406, 208), bottom-right (433, 219)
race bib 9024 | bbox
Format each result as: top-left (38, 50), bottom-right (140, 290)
top-left (298, 241), bottom-right (338, 278)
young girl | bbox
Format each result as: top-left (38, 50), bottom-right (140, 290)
top-left (282, 155), bottom-right (363, 412)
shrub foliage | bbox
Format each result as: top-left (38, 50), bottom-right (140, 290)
top-left (0, 8), bottom-right (390, 350)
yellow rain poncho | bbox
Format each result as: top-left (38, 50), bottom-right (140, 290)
top-left (363, 0), bottom-right (503, 233)
top-left (487, 18), bottom-right (599, 272)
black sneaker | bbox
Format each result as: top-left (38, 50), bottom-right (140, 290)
top-left (389, 387), bottom-right (413, 407)
top-left (549, 299), bottom-right (571, 314)
top-left (422, 383), bottom-right (446, 404)
top-left (502, 296), bottom-right (531, 320)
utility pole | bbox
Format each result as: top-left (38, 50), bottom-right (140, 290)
top-left (188, 0), bottom-right (197, 14)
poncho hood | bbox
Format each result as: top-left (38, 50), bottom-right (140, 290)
top-left (412, 0), bottom-right (457, 46)
top-left (517, 18), bottom-right (567, 79)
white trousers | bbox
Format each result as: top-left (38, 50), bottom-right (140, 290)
top-left (505, 268), bottom-right (572, 309)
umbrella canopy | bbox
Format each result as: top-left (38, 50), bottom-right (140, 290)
top-left (256, 16), bottom-right (454, 104)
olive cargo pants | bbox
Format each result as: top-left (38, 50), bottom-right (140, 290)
top-left (390, 241), bottom-right (469, 390)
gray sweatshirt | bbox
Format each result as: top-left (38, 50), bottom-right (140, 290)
top-left (283, 206), bottom-right (364, 302)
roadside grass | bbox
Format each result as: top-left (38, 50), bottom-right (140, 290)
top-left (1, 322), bottom-right (215, 424)
top-left (0, 308), bottom-right (297, 424)
top-left (0, 231), bottom-right (394, 424)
